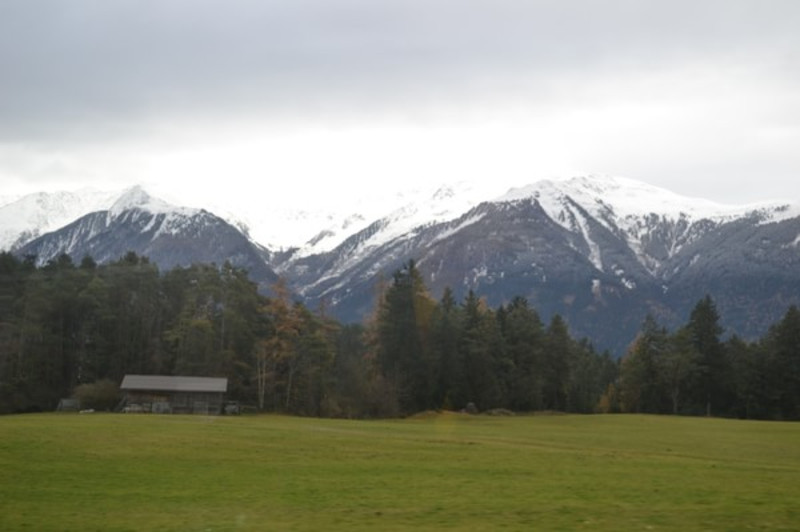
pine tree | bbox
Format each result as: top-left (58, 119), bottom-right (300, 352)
top-left (542, 314), bottom-right (573, 411)
top-left (165, 263), bottom-right (223, 377)
top-left (375, 260), bottom-right (436, 414)
top-left (618, 315), bottom-right (668, 413)
top-left (686, 295), bottom-right (726, 416)
top-left (459, 290), bottom-right (502, 410)
top-left (430, 287), bottom-right (465, 409)
top-left (216, 263), bottom-right (261, 402)
top-left (500, 296), bottom-right (544, 412)
top-left (662, 328), bottom-right (699, 415)
top-left (765, 306), bottom-right (800, 419)
top-left (726, 335), bottom-right (761, 419)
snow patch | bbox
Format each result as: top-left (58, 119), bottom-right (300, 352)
top-left (109, 186), bottom-right (198, 219)
top-left (756, 203), bottom-right (800, 225)
top-left (591, 279), bottom-right (601, 297)
top-left (783, 233), bottom-right (800, 248)
top-left (571, 206), bottom-right (603, 271)
top-left (611, 266), bottom-right (636, 290)
top-left (431, 212), bottom-right (487, 244)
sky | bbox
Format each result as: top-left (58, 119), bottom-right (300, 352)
top-left (1, 0), bottom-right (799, 213)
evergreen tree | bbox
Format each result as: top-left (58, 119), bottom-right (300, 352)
top-left (459, 290), bottom-right (502, 410)
top-left (104, 253), bottom-right (162, 379)
top-left (375, 260), bottom-right (436, 414)
top-left (499, 296), bottom-right (544, 411)
top-left (568, 341), bottom-right (617, 414)
top-left (164, 263), bottom-right (223, 377)
top-left (686, 295), bottom-right (726, 416)
top-left (618, 315), bottom-right (669, 413)
top-left (4, 250), bottom-right (798, 421)
top-left (726, 335), bottom-right (762, 419)
top-left (329, 323), bottom-right (372, 417)
top-left (662, 328), bottom-right (699, 415)
top-left (216, 263), bottom-right (262, 402)
top-left (286, 303), bottom-right (336, 416)
top-left (74, 274), bottom-right (113, 383)
top-left (430, 287), bottom-right (465, 409)
top-left (764, 306), bottom-right (800, 419)
top-left (0, 253), bottom-right (25, 412)
top-left (542, 315), bottom-right (573, 411)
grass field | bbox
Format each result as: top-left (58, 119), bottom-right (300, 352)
top-left (1, 412), bottom-right (799, 531)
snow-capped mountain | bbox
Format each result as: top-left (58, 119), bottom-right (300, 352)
top-left (208, 180), bottom-right (495, 257)
top-left (278, 174), bottom-right (797, 295)
top-left (496, 175), bottom-right (798, 277)
top-left (272, 181), bottom-right (493, 276)
top-left (276, 175), bottom-right (800, 353)
top-left (0, 188), bottom-right (123, 251)
top-left (5, 175), bottom-right (799, 354)
top-left (16, 186), bottom-right (278, 289)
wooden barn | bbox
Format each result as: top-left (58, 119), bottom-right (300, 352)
top-left (119, 375), bottom-right (228, 415)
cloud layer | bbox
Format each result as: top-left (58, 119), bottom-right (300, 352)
top-left (1, 0), bottom-right (798, 205)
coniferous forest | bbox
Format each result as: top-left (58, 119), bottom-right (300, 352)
top-left (0, 252), bottom-right (798, 420)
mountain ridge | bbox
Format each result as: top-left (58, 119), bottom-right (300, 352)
top-left (15, 189), bottom-right (279, 291)
top-left (5, 176), bottom-right (799, 354)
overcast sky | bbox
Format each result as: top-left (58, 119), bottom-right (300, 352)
top-left (1, 0), bottom-right (799, 211)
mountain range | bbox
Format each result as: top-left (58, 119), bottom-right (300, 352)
top-left (3, 176), bottom-right (799, 355)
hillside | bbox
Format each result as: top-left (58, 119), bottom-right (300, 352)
top-left (7, 176), bottom-right (800, 353)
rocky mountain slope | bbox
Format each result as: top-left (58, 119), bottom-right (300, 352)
top-left (275, 176), bottom-right (800, 353)
top-left (16, 186), bottom-right (278, 290)
top-left (7, 176), bottom-right (799, 354)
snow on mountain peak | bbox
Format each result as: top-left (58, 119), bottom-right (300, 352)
top-left (227, 180), bottom-right (497, 259)
top-left (108, 185), bottom-right (185, 218)
top-left (432, 185), bottom-right (457, 201)
top-left (0, 185), bottom-right (207, 252)
top-left (278, 180), bottom-right (495, 284)
top-left (0, 188), bottom-right (122, 251)
top-left (4, 176), bottom-right (797, 263)
top-left (350, 181), bottom-right (491, 248)
top-left (494, 174), bottom-right (798, 275)
top-left (498, 174), bottom-right (790, 222)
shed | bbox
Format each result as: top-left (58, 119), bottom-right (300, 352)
top-left (120, 375), bottom-right (228, 415)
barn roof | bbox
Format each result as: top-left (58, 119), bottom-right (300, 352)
top-left (120, 375), bottom-right (228, 393)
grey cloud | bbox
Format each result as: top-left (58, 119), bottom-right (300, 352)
top-left (1, 0), bottom-right (798, 143)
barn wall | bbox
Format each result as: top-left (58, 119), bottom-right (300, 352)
top-left (123, 391), bottom-right (224, 414)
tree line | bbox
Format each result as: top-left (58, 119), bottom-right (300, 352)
top-left (612, 295), bottom-right (800, 420)
top-left (0, 253), bottom-right (797, 420)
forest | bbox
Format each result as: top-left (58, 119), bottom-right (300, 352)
top-left (0, 252), bottom-right (798, 420)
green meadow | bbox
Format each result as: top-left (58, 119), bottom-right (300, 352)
top-left (1, 413), bottom-right (798, 531)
